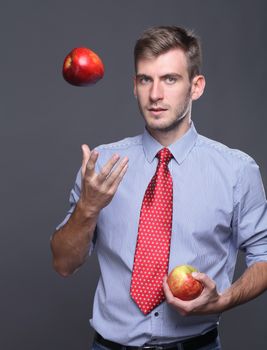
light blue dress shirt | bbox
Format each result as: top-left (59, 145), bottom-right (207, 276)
top-left (57, 122), bottom-right (267, 346)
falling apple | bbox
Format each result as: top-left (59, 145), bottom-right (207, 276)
top-left (167, 264), bottom-right (203, 301)
top-left (62, 47), bottom-right (104, 86)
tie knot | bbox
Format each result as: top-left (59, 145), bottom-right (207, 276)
top-left (157, 148), bottom-right (173, 165)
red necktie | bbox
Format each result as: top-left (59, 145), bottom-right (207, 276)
top-left (130, 148), bottom-right (173, 315)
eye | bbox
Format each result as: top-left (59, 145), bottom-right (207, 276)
top-left (137, 76), bottom-right (151, 85)
top-left (165, 76), bottom-right (177, 84)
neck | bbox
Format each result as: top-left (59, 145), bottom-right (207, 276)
top-left (146, 114), bottom-right (192, 147)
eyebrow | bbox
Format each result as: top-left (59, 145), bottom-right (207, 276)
top-left (136, 73), bottom-right (183, 79)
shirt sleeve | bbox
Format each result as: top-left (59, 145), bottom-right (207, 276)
top-left (233, 157), bottom-right (267, 266)
top-left (55, 167), bottom-right (97, 256)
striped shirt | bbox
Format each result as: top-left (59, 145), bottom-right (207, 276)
top-left (57, 122), bottom-right (267, 346)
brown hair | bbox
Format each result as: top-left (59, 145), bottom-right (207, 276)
top-left (134, 26), bottom-right (202, 81)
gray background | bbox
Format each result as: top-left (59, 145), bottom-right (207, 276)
top-left (1, 1), bottom-right (267, 349)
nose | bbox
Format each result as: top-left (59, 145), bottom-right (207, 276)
top-left (149, 81), bottom-right (163, 102)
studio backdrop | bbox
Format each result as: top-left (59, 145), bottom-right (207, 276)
top-left (1, 1), bottom-right (267, 349)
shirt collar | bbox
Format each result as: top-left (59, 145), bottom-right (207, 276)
top-left (142, 121), bottom-right (198, 165)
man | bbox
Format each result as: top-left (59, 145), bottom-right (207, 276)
top-left (50, 26), bottom-right (267, 350)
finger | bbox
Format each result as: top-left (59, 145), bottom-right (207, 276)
top-left (81, 144), bottom-right (91, 177)
top-left (191, 272), bottom-right (214, 290)
top-left (105, 157), bottom-right (129, 186)
top-left (107, 160), bottom-right (129, 191)
top-left (162, 276), bottom-right (189, 315)
top-left (97, 153), bottom-right (121, 183)
top-left (85, 149), bottom-right (99, 177)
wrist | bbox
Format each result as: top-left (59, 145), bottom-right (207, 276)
top-left (76, 198), bottom-right (100, 220)
top-left (216, 291), bottom-right (232, 313)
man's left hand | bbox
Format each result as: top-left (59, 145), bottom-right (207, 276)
top-left (162, 273), bottom-right (225, 316)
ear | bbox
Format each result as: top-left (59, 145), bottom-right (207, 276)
top-left (191, 75), bottom-right (206, 101)
top-left (133, 75), bottom-right (137, 98)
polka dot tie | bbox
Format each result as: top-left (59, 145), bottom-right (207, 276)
top-left (130, 148), bottom-right (173, 315)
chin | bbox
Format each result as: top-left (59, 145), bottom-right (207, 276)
top-left (144, 115), bottom-right (165, 127)
top-left (147, 120), bottom-right (179, 133)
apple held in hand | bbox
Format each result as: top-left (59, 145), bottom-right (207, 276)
top-left (167, 265), bottom-right (203, 301)
top-left (62, 47), bottom-right (104, 86)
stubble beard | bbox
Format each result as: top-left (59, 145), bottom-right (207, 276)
top-left (138, 88), bottom-right (192, 133)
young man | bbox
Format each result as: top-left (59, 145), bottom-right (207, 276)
top-left (50, 26), bottom-right (267, 350)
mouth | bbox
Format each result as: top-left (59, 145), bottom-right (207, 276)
top-left (148, 107), bottom-right (168, 116)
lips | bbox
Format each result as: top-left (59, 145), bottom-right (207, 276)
top-left (149, 108), bottom-right (167, 111)
top-left (148, 107), bottom-right (168, 115)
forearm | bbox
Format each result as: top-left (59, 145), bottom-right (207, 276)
top-left (220, 261), bottom-right (267, 311)
top-left (163, 261), bottom-right (267, 316)
top-left (50, 200), bottom-right (99, 277)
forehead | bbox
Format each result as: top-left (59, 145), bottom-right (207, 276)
top-left (136, 48), bottom-right (189, 76)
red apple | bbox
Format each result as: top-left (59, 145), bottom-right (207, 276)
top-left (62, 47), bottom-right (104, 86)
top-left (167, 265), bottom-right (203, 301)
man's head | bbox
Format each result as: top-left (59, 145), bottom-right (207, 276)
top-left (134, 26), bottom-right (202, 82)
top-left (133, 26), bottom-right (205, 145)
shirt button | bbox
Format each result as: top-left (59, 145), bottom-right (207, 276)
top-left (154, 312), bottom-right (159, 317)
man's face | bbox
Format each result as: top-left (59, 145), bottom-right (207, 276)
top-left (134, 48), bottom-right (193, 133)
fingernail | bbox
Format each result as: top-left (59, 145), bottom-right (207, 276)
top-left (192, 272), bottom-right (198, 278)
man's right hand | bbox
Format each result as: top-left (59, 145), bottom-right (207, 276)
top-left (78, 144), bottom-right (129, 217)
top-left (50, 144), bottom-right (128, 276)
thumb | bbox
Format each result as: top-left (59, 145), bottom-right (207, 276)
top-left (192, 272), bottom-right (214, 290)
top-left (81, 144), bottom-right (91, 177)
top-left (191, 272), bottom-right (206, 282)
